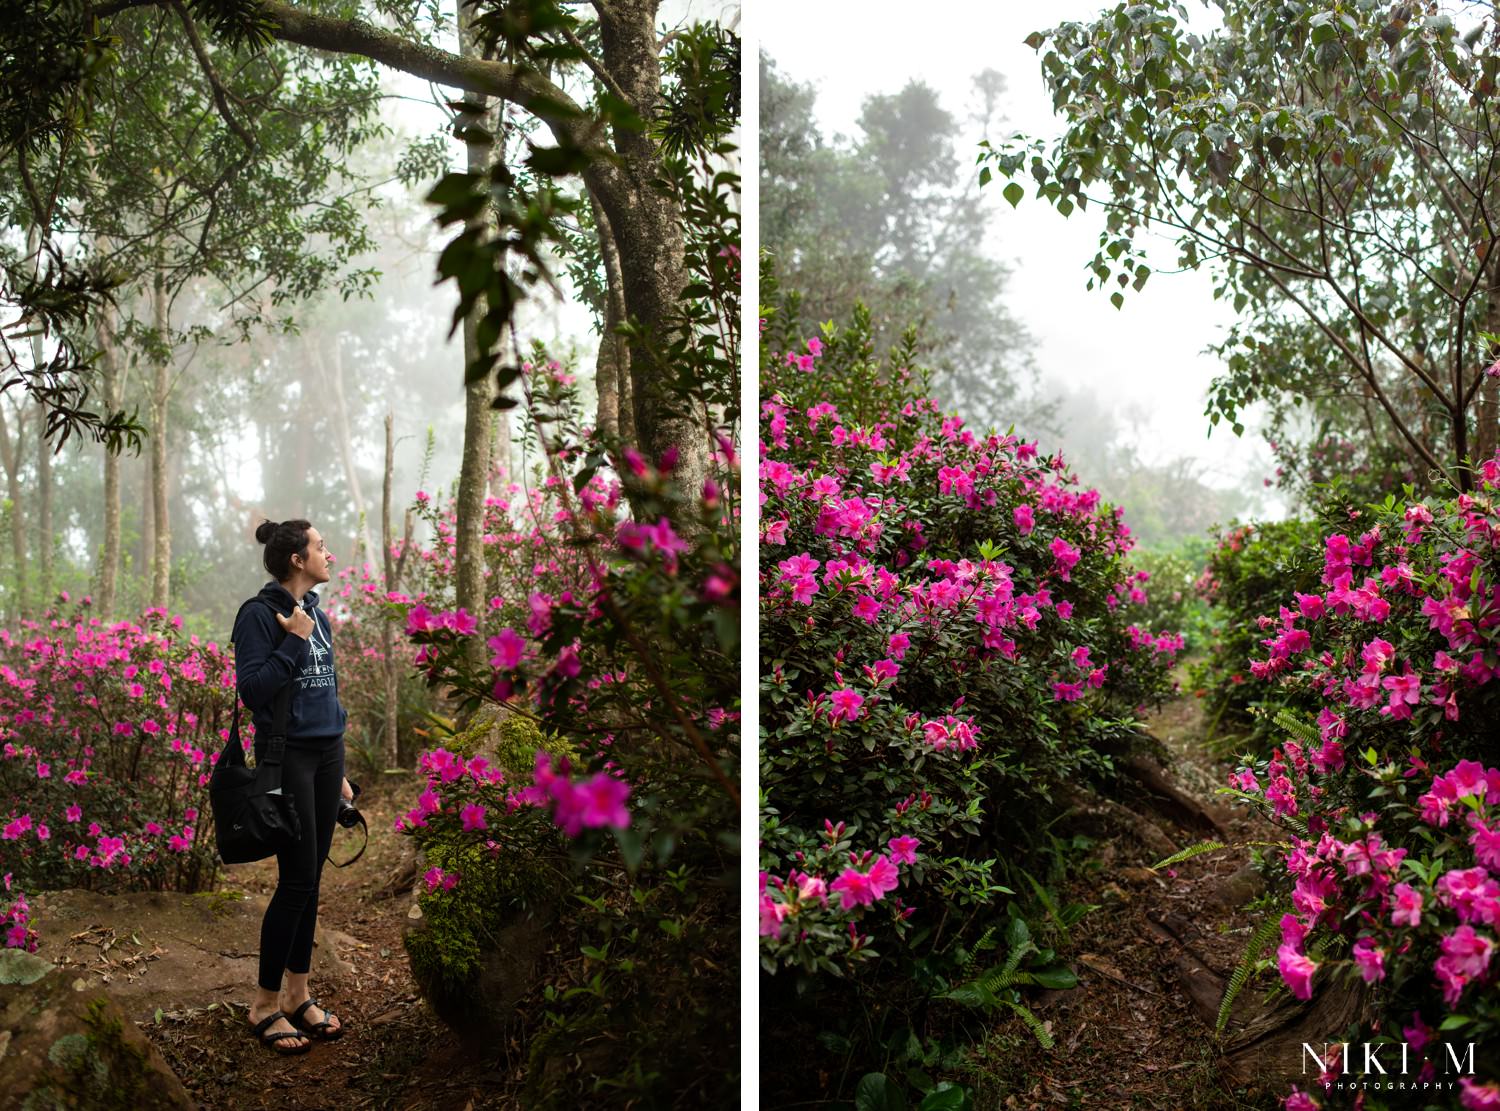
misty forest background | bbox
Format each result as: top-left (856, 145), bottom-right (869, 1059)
top-left (761, 50), bottom-right (1269, 553)
top-left (1, 3), bottom-right (734, 636)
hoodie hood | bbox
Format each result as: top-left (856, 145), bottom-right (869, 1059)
top-left (257, 580), bottom-right (323, 614)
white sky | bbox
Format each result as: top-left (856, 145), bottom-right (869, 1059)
top-left (758, 0), bottom-right (1278, 500)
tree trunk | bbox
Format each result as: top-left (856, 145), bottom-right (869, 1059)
top-left (1478, 256), bottom-right (1500, 465)
top-left (34, 401), bottom-right (52, 605)
top-left (96, 304), bottom-right (123, 615)
top-left (590, 190), bottom-right (632, 443)
top-left (381, 411), bottom-right (400, 770)
top-left (320, 336), bottom-right (377, 563)
top-left (590, 0), bottom-right (708, 512)
top-left (229, 0), bottom-right (704, 515)
top-left (454, 0), bottom-right (496, 657)
top-left (0, 400), bottom-right (27, 620)
top-left (149, 269), bottom-right (171, 610)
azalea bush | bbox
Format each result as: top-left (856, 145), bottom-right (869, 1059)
top-left (1190, 517), bottom-right (1325, 749)
top-left (0, 603), bottom-right (235, 907)
top-left (758, 283), bottom-right (1180, 1101)
top-left (385, 353), bottom-right (739, 1105)
top-left (1127, 537), bottom-right (1215, 652)
top-left (1212, 470), bottom-right (1500, 1108)
top-left (319, 559), bottom-right (434, 773)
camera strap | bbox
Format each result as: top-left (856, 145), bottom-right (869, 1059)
top-left (327, 779), bottom-right (367, 867)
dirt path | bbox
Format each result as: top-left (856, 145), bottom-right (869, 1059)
top-left (33, 778), bottom-right (531, 1110)
top-left (969, 692), bottom-right (1284, 1110)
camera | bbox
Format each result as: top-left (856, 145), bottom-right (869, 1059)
top-left (336, 779), bottom-right (363, 829)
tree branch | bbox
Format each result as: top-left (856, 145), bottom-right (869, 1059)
top-left (167, 0), bottom-right (256, 149)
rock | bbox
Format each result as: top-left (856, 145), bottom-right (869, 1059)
top-left (1202, 862), bottom-right (1266, 911)
top-left (27, 888), bottom-right (353, 1023)
top-left (0, 963), bottom-right (194, 1110)
top-left (403, 901), bottom-right (555, 1048)
top-left (0, 949), bottom-right (54, 986)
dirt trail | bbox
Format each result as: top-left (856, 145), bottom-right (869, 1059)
top-left (28, 778), bottom-right (530, 1110)
top-left (973, 693), bottom-right (1286, 1110)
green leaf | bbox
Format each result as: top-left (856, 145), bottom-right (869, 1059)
top-left (1003, 182), bottom-right (1025, 208)
top-left (1030, 964), bottom-right (1079, 990)
top-left (919, 1083), bottom-right (973, 1111)
top-left (855, 1072), bottom-right (909, 1111)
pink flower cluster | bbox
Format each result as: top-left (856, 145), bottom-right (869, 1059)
top-left (760, 836), bottom-right (921, 940)
top-left (1, 874), bottom-right (36, 952)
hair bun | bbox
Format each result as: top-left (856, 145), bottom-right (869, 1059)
top-left (254, 519), bottom-right (278, 545)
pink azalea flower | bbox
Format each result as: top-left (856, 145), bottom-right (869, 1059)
top-left (1284, 1089), bottom-right (1321, 1111)
top-left (759, 893), bottom-right (787, 939)
top-left (828, 687), bottom-right (865, 723)
top-left (1278, 944), bottom-right (1318, 1000)
top-left (830, 866), bottom-right (876, 909)
top-left (1460, 1078), bottom-right (1500, 1111)
top-left (1351, 936), bottom-right (1385, 982)
top-left (487, 628), bottom-right (526, 670)
top-left (1391, 882), bottom-right (1423, 928)
top-left (887, 836), bottom-right (920, 865)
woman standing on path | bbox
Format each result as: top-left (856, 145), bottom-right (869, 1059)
top-left (234, 519), bottom-right (353, 1055)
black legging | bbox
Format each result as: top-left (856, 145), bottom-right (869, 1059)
top-left (255, 736), bottom-right (344, 992)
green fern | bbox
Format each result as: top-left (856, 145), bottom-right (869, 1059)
top-left (1005, 1001), bottom-right (1054, 1049)
top-left (1216, 910), bottom-right (1285, 1034)
top-left (1273, 708), bottom-right (1320, 748)
top-left (1150, 840), bottom-right (1229, 871)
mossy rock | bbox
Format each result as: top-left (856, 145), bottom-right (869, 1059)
top-left (444, 707), bottom-right (577, 777)
top-left (402, 895), bottom-right (557, 1049)
top-left (405, 711), bottom-right (577, 1048)
top-left (0, 964), bottom-right (193, 1110)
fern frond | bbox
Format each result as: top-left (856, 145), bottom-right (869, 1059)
top-left (1216, 911), bottom-right (1284, 1035)
top-left (1150, 840), bottom-right (1229, 871)
top-left (1273, 709), bottom-right (1320, 748)
top-left (1005, 1001), bottom-right (1054, 1049)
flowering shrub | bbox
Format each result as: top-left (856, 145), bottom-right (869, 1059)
top-left (1190, 518), bottom-right (1325, 749)
top-left (1218, 473), bottom-right (1500, 1106)
top-left (758, 285), bottom-right (1180, 1100)
top-left (0, 604), bottom-right (235, 905)
top-left (319, 560), bottom-right (432, 772)
top-left (2, 872), bottom-right (37, 952)
top-left (1127, 539), bottom-right (1215, 653)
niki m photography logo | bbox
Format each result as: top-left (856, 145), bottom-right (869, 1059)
top-left (1302, 1040), bottom-right (1480, 1094)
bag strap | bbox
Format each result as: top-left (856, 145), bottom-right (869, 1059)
top-left (227, 596), bottom-right (298, 780)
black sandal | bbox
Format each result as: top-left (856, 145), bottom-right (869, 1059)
top-left (250, 1010), bottom-right (312, 1055)
top-left (287, 997), bottom-right (344, 1041)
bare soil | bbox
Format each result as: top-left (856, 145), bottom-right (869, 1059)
top-left (966, 692), bottom-right (1285, 1110)
top-left (26, 775), bottom-right (532, 1110)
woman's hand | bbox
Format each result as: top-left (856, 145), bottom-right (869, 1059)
top-left (276, 607), bottom-right (314, 640)
top-left (341, 778), bottom-right (354, 803)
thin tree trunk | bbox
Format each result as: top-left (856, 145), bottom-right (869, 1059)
top-left (592, 0), bottom-right (707, 513)
top-left (96, 304), bottom-right (123, 615)
top-left (590, 190), bottom-right (632, 443)
top-left (381, 411), bottom-right (400, 770)
top-left (0, 400), bottom-right (27, 620)
top-left (454, 0), bottom-right (496, 658)
top-left (34, 402), bottom-right (52, 605)
top-left (1478, 256), bottom-right (1500, 465)
top-left (149, 268), bottom-right (171, 610)
top-left (320, 336), bottom-right (377, 563)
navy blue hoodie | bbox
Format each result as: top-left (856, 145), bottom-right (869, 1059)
top-left (231, 581), bottom-right (347, 743)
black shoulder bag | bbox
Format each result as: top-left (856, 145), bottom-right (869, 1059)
top-left (209, 600), bottom-right (301, 864)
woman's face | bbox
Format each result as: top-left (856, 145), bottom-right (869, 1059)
top-left (295, 527), bottom-right (335, 584)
